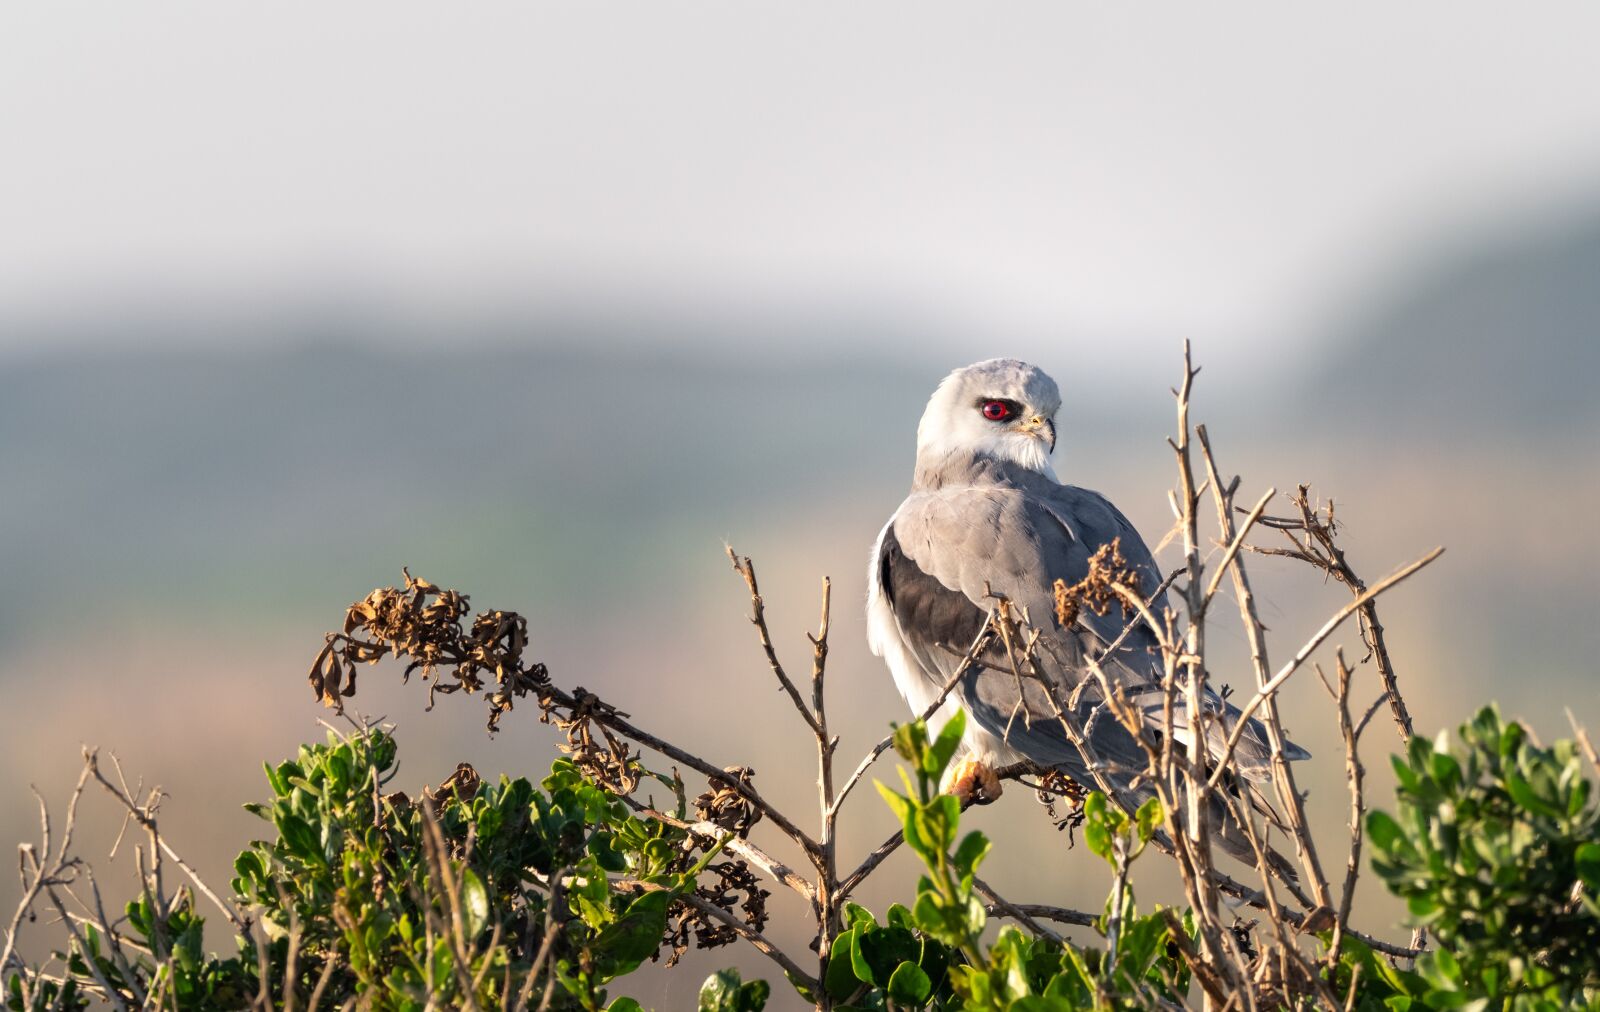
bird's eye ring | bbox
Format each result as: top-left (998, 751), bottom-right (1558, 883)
top-left (981, 400), bottom-right (1012, 422)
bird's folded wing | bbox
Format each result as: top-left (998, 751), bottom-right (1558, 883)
top-left (881, 482), bottom-right (1304, 779)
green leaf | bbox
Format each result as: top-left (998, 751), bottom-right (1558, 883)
top-left (275, 813), bottom-right (324, 866)
top-left (842, 902), bottom-right (876, 930)
top-left (914, 796), bottom-right (959, 854)
top-left (1504, 772), bottom-right (1564, 820)
top-left (594, 890), bottom-right (672, 979)
top-left (264, 761), bottom-right (289, 797)
top-left (952, 830), bottom-right (991, 877)
top-left (875, 782), bottom-right (912, 827)
top-left (892, 722), bottom-right (927, 763)
top-left (589, 833), bottom-right (628, 873)
top-left (430, 939), bottom-right (456, 993)
top-left (924, 711), bottom-right (966, 779)
top-left (1576, 842), bottom-right (1600, 887)
top-left (1406, 893), bottom-right (1444, 923)
top-left (886, 960), bottom-right (932, 1005)
top-left (1391, 753), bottom-right (1422, 795)
top-left (459, 869), bottom-right (489, 938)
top-left (1135, 797), bottom-right (1163, 844)
top-left (1366, 811), bottom-right (1404, 854)
top-left (961, 893), bottom-right (987, 940)
top-left (1428, 750), bottom-right (1462, 790)
top-left (847, 928), bottom-right (876, 985)
top-left (917, 937), bottom-right (951, 991)
top-left (825, 929), bottom-right (862, 1000)
top-left (1498, 719), bottom-right (1524, 758)
top-left (1011, 997), bottom-right (1078, 1012)
top-left (699, 968), bottom-right (770, 1011)
top-left (852, 926), bottom-right (920, 986)
top-left (232, 849), bottom-right (267, 885)
top-left (607, 999), bottom-right (645, 1012)
top-left (1083, 818), bottom-right (1112, 861)
top-left (738, 979), bottom-right (771, 1011)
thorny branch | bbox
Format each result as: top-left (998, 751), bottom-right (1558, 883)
top-left (1247, 487), bottom-right (1418, 743)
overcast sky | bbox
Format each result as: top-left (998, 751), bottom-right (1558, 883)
top-left (5, 3), bottom-right (1600, 362)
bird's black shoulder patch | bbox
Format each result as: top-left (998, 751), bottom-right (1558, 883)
top-left (879, 526), bottom-right (990, 657)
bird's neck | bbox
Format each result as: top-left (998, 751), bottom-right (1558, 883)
top-left (912, 447), bottom-right (1058, 490)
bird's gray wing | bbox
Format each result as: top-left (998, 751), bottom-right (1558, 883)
top-left (1044, 487), bottom-right (1310, 777)
top-left (880, 482), bottom-right (1302, 784)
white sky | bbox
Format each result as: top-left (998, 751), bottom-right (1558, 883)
top-left (4, 3), bottom-right (1600, 361)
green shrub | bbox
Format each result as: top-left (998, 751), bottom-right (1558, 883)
top-left (9, 706), bottom-right (1600, 1009)
top-left (1362, 705), bottom-right (1600, 1009)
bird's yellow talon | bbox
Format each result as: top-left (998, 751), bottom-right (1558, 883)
top-left (946, 757), bottom-right (1003, 805)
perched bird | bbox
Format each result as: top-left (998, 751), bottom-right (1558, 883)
top-left (867, 358), bottom-right (1306, 866)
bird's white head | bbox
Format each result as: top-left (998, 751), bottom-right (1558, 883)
top-left (915, 359), bottom-right (1062, 478)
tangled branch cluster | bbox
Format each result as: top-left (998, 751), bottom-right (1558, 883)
top-left (546, 690), bottom-right (645, 796)
top-left (1052, 537), bottom-right (1143, 630)
top-left (662, 859), bottom-right (772, 968)
top-left (311, 568), bottom-right (548, 731)
top-left (693, 767), bottom-right (764, 839)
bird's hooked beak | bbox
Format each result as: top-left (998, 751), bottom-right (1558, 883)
top-left (1021, 415), bottom-right (1056, 451)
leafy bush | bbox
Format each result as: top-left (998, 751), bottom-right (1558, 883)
top-left (232, 727), bottom-right (717, 1009)
top-left (5, 726), bottom-right (757, 1011)
top-left (1362, 705), bottom-right (1600, 1009)
top-left (840, 712), bottom-right (1191, 1011)
top-left (8, 703), bottom-right (1600, 1009)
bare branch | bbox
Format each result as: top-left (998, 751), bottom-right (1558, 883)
top-left (726, 547), bottom-right (822, 736)
top-left (971, 877), bottom-right (1071, 942)
top-left (540, 683), bottom-right (821, 856)
top-left (83, 749), bottom-right (252, 936)
top-left (621, 881), bottom-right (821, 996)
top-left (1200, 485), bottom-right (1275, 606)
top-left (831, 618), bottom-right (997, 816)
top-left (1327, 652), bottom-right (1366, 969)
top-left (1209, 546), bottom-right (1443, 783)
top-left (631, 804), bottom-right (817, 908)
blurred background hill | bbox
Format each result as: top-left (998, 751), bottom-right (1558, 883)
top-left (1318, 207), bottom-right (1600, 437)
top-left (3, 4), bottom-right (1599, 1007)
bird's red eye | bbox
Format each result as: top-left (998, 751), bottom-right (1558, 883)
top-left (981, 400), bottom-right (1011, 421)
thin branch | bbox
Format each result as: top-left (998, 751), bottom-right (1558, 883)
top-left (830, 619), bottom-right (997, 816)
top-left (835, 828), bottom-right (905, 904)
top-left (84, 749), bottom-right (252, 936)
top-left (622, 881), bottom-right (821, 996)
top-left (1197, 430), bottom-right (1331, 909)
top-left (1205, 866), bottom-right (1419, 959)
top-left (809, 571), bottom-right (841, 996)
top-left (306, 950), bottom-right (341, 1012)
top-left (37, 852), bottom-right (129, 1012)
top-left (511, 865), bottom-right (567, 1012)
top-left (971, 877), bottom-right (1073, 942)
top-left (1327, 652), bottom-right (1366, 970)
top-left (1292, 490), bottom-right (1416, 742)
top-left (989, 901), bottom-right (1095, 929)
top-left (1200, 486), bottom-right (1275, 606)
top-left (726, 547), bottom-right (822, 736)
top-left (629, 804), bottom-right (817, 908)
top-left (1566, 708), bottom-right (1600, 778)
top-left (81, 869), bottom-right (150, 1005)
top-left (1208, 547), bottom-right (1443, 785)
top-left (1, 763), bottom-right (92, 987)
top-left (540, 683), bottom-right (820, 856)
